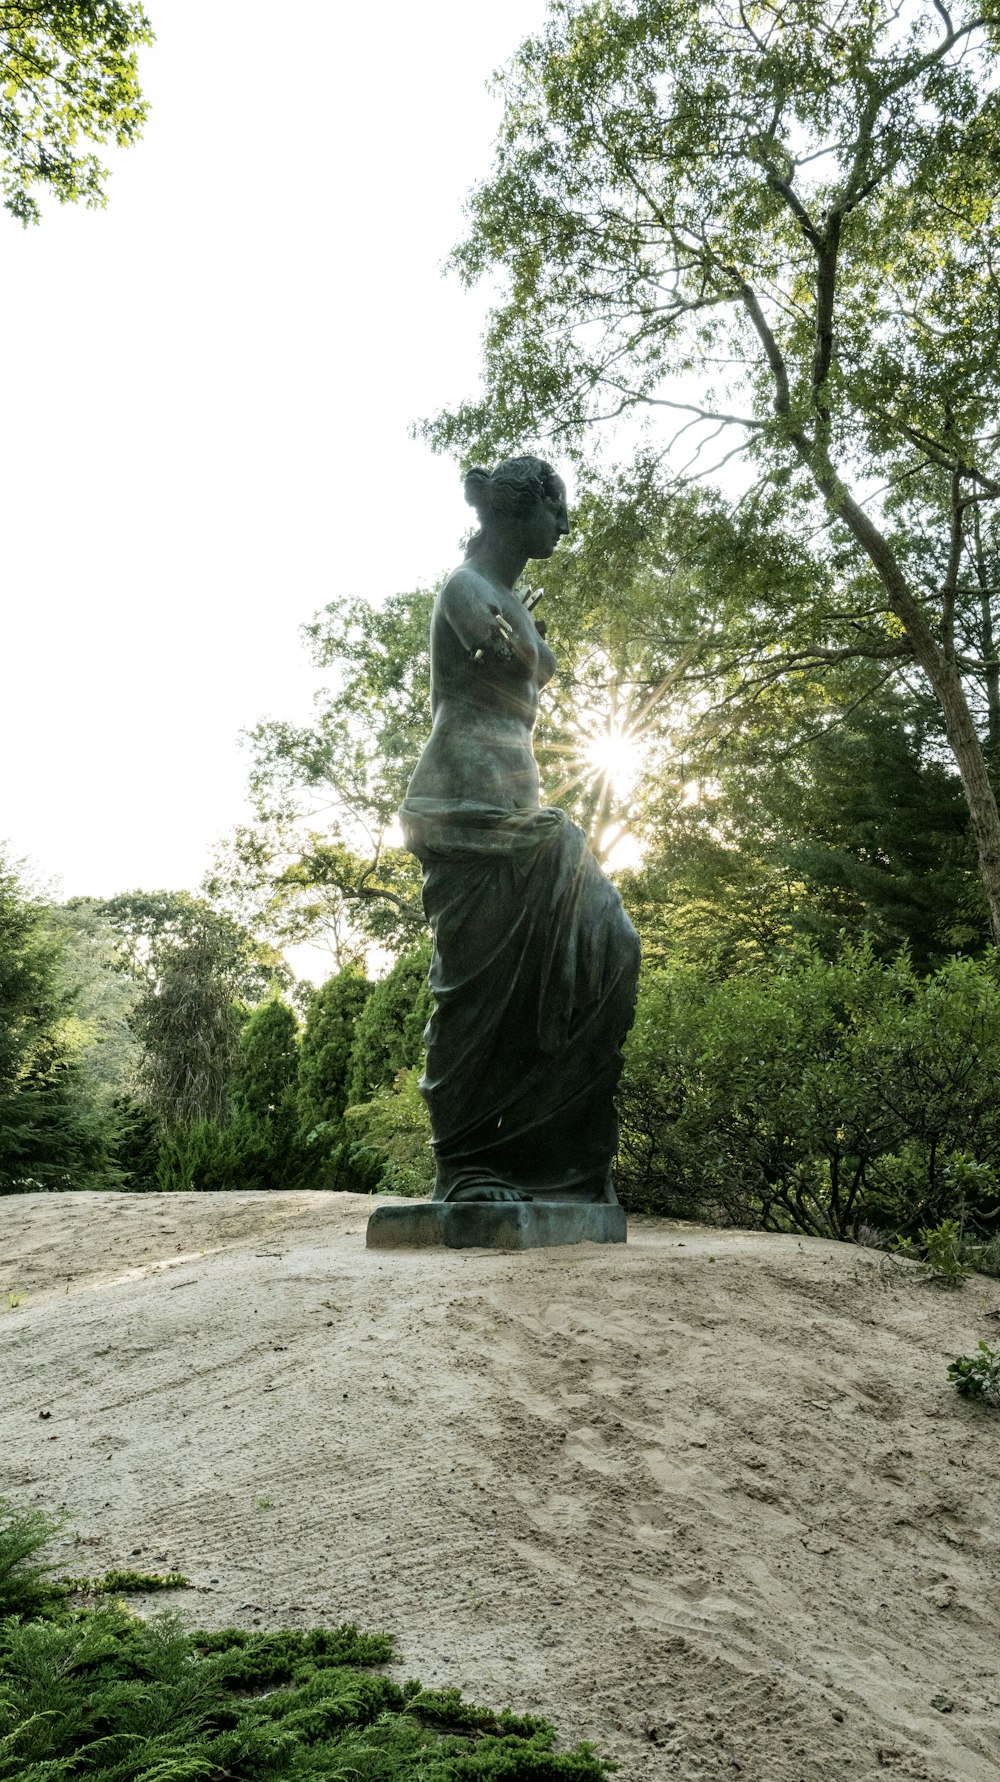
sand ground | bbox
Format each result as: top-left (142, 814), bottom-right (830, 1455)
top-left (1, 1190), bottom-right (999, 1781)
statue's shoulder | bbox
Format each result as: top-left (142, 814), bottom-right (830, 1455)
top-left (438, 561), bottom-right (490, 600)
top-left (436, 561), bottom-right (495, 623)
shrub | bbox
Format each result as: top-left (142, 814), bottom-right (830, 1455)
top-left (230, 996), bottom-right (302, 1189)
top-left (894, 1218), bottom-right (972, 1288)
top-left (618, 943), bottom-right (1000, 1240)
top-left (345, 1066), bottom-right (435, 1197)
top-left (0, 857), bottom-right (123, 1192)
top-left (296, 967), bottom-right (372, 1186)
top-left (0, 1499), bottom-right (66, 1619)
top-left (948, 1341), bottom-right (1000, 1408)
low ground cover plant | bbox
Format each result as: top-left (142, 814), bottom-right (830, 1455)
top-left (948, 1341), bottom-right (1000, 1409)
top-left (0, 1499), bottom-right (609, 1781)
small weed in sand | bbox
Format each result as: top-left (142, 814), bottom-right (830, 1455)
top-left (896, 1219), bottom-right (971, 1288)
top-left (948, 1340), bottom-right (1000, 1408)
top-left (255, 1493), bottom-right (274, 1509)
top-left (5, 1289), bottom-right (25, 1311)
top-left (60, 1567), bottom-right (191, 1594)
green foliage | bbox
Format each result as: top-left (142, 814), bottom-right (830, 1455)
top-left (211, 592), bottom-right (431, 958)
top-left (346, 940), bottom-right (432, 1106)
top-left (619, 943), bottom-right (1000, 1238)
top-left (288, 948), bottom-right (435, 1195)
top-left (291, 966), bottom-right (385, 1190)
top-left (895, 1218), bottom-right (972, 1288)
top-left (43, 902), bottom-right (143, 1111)
top-left (429, 0), bottom-right (1000, 938)
top-left (87, 891), bottom-right (289, 1005)
top-left (298, 968), bottom-right (371, 1130)
top-left (433, 0), bottom-right (1000, 495)
top-left (621, 693), bottom-right (985, 974)
top-left (225, 997), bottom-right (302, 1191)
top-left (345, 1067), bottom-right (434, 1198)
top-left (752, 701), bottom-right (984, 964)
top-left (963, 1234), bottom-right (1000, 1279)
top-left (153, 1115), bottom-right (256, 1194)
top-left (0, 1501), bottom-right (611, 1782)
top-left (0, 1500), bottom-right (66, 1620)
top-left (135, 931), bottom-right (243, 1131)
top-left (233, 998), bottom-right (299, 1123)
top-left (0, 856), bottom-right (122, 1192)
top-left (948, 1341), bottom-right (1000, 1408)
top-left (61, 1569), bottom-right (190, 1594)
top-left (110, 1094), bottom-right (161, 1189)
top-left (0, 2), bottom-right (153, 225)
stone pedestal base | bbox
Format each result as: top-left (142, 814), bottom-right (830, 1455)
top-left (366, 1200), bottom-right (627, 1252)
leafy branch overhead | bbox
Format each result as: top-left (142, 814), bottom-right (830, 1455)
top-left (429, 0), bottom-right (1000, 943)
top-left (0, 3), bottom-right (153, 224)
top-left (208, 592), bottom-right (434, 957)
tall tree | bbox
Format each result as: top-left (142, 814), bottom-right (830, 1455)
top-left (297, 966), bottom-right (373, 1142)
top-left (346, 938), bottom-right (433, 1107)
top-left (0, 2), bottom-right (153, 224)
top-left (133, 923), bottom-right (242, 1129)
top-left (429, 0), bottom-right (1000, 941)
top-left (227, 994), bottom-right (302, 1190)
top-left (79, 889), bottom-right (289, 1002)
top-left (622, 689), bottom-right (983, 972)
top-left (0, 854), bottom-right (116, 1190)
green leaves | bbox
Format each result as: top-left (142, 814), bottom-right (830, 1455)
top-left (0, 1493), bottom-right (611, 1780)
top-left (619, 942), bottom-right (1000, 1237)
top-left (0, 3), bottom-right (153, 225)
top-left (428, 0), bottom-right (1000, 941)
top-left (433, 0), bottom-right (1000, 472)
top-left (948, 1339), bottom-right (1000, 1406)
top-left (215, 592), bottom-right (432, 957)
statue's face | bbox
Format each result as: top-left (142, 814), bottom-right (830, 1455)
top-left (521, 479), bottom-right (570, 559)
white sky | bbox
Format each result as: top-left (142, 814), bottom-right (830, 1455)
top-left (2, 0), bottom-right (548, 901)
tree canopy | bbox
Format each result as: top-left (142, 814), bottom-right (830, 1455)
top-left (429, 0), bottom-right (1000, 940)
top-left (0, 2), bottom-right (153, 224)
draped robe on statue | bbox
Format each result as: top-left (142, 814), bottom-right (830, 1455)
top-left (400, 795), bottom-right (640, 1203)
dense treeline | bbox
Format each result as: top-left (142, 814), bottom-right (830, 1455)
top-left (0, 863), bottom-right (433, 1197)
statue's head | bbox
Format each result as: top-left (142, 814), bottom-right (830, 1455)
top-left (463, 455), bottom-right (569, 561)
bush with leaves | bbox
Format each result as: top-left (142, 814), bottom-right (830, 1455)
top-left (228, 995), bottom-right (302, 1190)
top-left (345, 1066), bottom-right (435, 1198)
top-left (948, 1342), bottom-right (1000, 1409)
top-left (0, 855), bottom-right (122, 1192)
top-left (894, 1219), bottom-right (972, 1288)
top-left (295, 966), bottom-right (376, 1189)
top-left (618, 943), bottom-right (1000, 1240)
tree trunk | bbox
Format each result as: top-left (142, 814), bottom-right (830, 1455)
top-left (807, 457), bottom-right (1000, 949)
top-left (972, 506), bottom-right (1000, 760)
top-left (932, 661), bottom-right (1000, 948)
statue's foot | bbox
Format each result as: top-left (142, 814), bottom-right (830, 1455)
top-left (446, 1185), bottom-right (532, 1204)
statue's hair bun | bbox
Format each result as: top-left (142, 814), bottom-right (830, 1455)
top-left (463, 466), bottom-right (493, 510)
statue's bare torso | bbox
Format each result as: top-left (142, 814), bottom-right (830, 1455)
top-left (406, 562), bottom-right (557, 813)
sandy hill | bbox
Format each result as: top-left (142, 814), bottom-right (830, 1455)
top-left (1, 1191), bottom-right (998, 1781)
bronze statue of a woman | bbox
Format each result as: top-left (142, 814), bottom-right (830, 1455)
top-left (398, 456), bottom-right (640, 1208)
